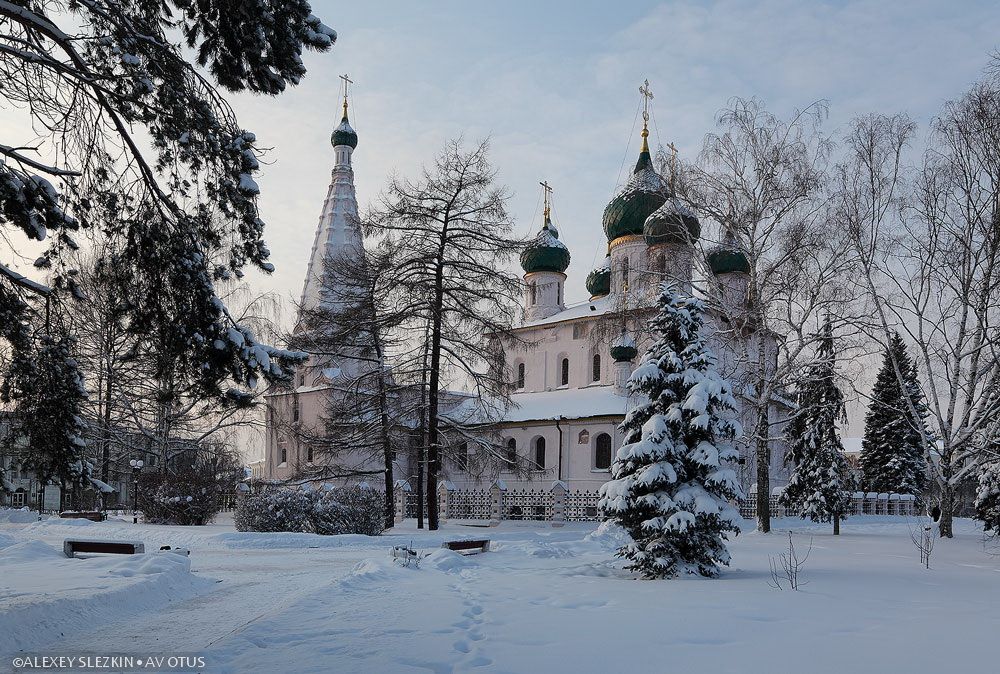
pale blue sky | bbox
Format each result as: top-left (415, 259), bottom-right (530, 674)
top-left (229, 0), bottom-right (1000, 313)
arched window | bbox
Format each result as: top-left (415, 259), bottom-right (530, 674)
top-left (530, 282), bottom-right (537, 305)
top-left (456, 442), bottom-right (469, 470)
top-left (560, 358), bottom-right (569, 386)
top-left (506, 438), bottom-right (517, 467)
top-left (292, 395), bottom-right (300, 423)
top-left (656, 253), bottom-right (667, 274)
top-left (557, 282), bottom-right (562, 306)
top-left (517, 362), bottom-right (525, 389)
top-left (595, 433), bottom-right (613, 470)
top-left (279, 439), bottom-right (288, 465)
top-left (592, 354), bottom-right (601, 382)
top-left (621, 257), bottom-right (630, 288)
top-left (534, 437), bottom-right (546, 469)
top-left (306, 445), bottom-right (314, 463)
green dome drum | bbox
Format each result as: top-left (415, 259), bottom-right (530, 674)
top-left (586, 259), bottom-right (611, 297)
top-left (602, 149), bottom-right (667, 242)
top-left (644, 199), bottom-right (701, 245)
top-left (521, 217), bottom-right (570, 274)
top-left (708, 248), bottom-right (750, 275)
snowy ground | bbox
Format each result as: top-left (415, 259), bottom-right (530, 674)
top-left (1, 511), bottom-right (998, 673)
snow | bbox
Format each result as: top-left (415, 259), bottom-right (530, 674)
top-left (504, 386), bottom-right (629, 422)
top-left (1, 515), bottom-right (998, 672)
top-left (520, 295), bottom-right (613, 328)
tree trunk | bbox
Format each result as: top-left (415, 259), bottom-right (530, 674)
top-left (938, 482), bottom-right (955, 538)
top-left (425, 227), bottom-right (449, 531)
top-left (833, 512), bottom-right (840, 535)
top-left (376, 369), bottom-right (394, 530)
top-left (100, 365), bottom-right (113, 484)
top-left (755, 405), bottom-right (771, 533)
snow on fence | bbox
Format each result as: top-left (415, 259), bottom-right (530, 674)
top-left (737, 491), bottom-right (918, 520)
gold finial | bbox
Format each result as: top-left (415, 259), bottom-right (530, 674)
top-left (639, 79), bottom-right (654, 153)
top-left (540, 180), bottom-right (553, 223)
top-left (339, 73), bottom-right (354, 119)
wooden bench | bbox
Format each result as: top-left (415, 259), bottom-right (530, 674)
top-left (63, 539), bottom-right (144, 558)
top-left (60, 511), bottom-right (107, 522)
top-left (442, 539), bottom-right (490, 555)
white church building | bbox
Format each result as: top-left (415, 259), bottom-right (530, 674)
top-left (262, 85), bottom-right (790, 515)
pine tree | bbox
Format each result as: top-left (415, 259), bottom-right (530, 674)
top-left (2, 331), bottom-right (91, 509)
top-left (975, 459), bottom-right (1000, 535)
top-left (858, 333), bottom-right (928, 495)
top-left (599, 284), bottom-right (744, 579)
top-left (780, 319), bottom-right (853, 535)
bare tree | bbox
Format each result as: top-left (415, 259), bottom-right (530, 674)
top-left (839, 77), bottom-right (1000, 538)
top-left (681, 98), bottom-right (862, 532)
top-left (366, 139), bottom-right (525, 529)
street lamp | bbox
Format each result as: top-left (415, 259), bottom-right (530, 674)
top-left (129, 459), bottom-right (144, 524)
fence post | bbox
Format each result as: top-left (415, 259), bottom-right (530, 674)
top-left (490, 480), bottom-right (506, 523)
top-left (438, 481), bottom-right (452, 522)
top-left (550, 480), bottom-right (568, 523)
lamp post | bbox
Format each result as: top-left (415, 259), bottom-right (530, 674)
top-left (129, 459), bottom-right (144, 524)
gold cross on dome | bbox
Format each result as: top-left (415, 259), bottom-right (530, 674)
top-left (339, 74), bottom-right (354, 115)
top-left (539, 180), bottom-right (553, 219)
top-left (639, 79), bottom-right (654, 124)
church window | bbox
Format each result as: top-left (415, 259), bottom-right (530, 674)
top-left (560, 358), bottom-right (570, 386)
top-left (516, 362), bottom-right (525, 389)
top-left (557, 282), bottom-right (562, 305)
top-left (456, 442), bottom-right (469, 470)
top-left (506, 438), bottom-right (517, 467)
top-left (578, 430), bottom-right (590, 444)
top-left (279, 439), bottom-right (288, 465)
top-left (595, 433), bottom-right (613, 470)
top-left (530, 282), bottom-right (537, 305)
top-left (534, 437), bottom-right (546, 469)
top-left (621, 257), bottom-right (630, 288)
top-left (292, 396), bottom-right (300, 423)
top-left (592, 354), bottom-right (601, 382)
top-left (306, 445), bottom-right (314, 463)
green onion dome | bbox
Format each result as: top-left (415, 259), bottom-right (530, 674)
top-left (602, 147), bottom-right (667, 242)
top-left (520, 216), bottom-right (570, 274)
top-left (708, 247), bottom-right (750, 275)
top-left (644, 197), bottom-right (701, 245)
top-left (331, 110), bottom-right (358, 149)
top-left (610, 332), bottom-right (638, 362)
top-left (586, 254), bottom-right (612, 298)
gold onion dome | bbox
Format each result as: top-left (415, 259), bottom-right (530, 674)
top-left (520, 215), bottom-right (570, 274)
top-left (602, 126), bottom-right (667, 242)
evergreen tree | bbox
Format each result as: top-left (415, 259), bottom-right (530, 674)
top-left (859, 332), bottom-right (928, 495)
top-left (2, 330), bottom-right (91, 508)
top-left (780, 319), bottom-right (853, 534)
top-left (975, 459), bottom-right (1000, 535)
top-left (599, 284), bottom-right (744, 579)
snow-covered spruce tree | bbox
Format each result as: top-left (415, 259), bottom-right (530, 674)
top-left (779, 319), bottom-right (853, 535)
top-left (859, 332), bottom-right (928, 495)
top-left (599, 284), bottom-right (744, 579)
top-left (0, 1), bottom-right (334, 402)
top-left (975, 459), bottom-right (1000, 535)
top-left (2, 330), bottom-right (91, 509)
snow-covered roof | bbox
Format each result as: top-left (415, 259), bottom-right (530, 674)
top-left (519, 296), bottom-right (613, 329)
top-left (504, 386), bottom-right (629, 423)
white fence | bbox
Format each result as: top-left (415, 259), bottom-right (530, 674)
top-left (396, 483), bottom-right (922, 524)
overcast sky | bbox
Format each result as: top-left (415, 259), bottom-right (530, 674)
top-left (3, 0), bottom-right (999, 446)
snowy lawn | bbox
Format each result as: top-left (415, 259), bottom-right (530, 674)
top-left (1, 512), bottom-right (998, 673)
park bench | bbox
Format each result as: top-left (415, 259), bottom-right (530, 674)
top-left (442, 539), bottom-right (490, 555)
top-left (59, 511), bottom-right (106, 522)
top-left (63, 539), bottom-right (144, 558)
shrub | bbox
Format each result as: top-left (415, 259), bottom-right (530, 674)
top-left (309, 486), bottom-right (386, 536)
top-left (234, 488), bottom-right (312, 533)
top-left (975, 461), bottom-right (1000, 534)
top-left (137, 467), bottom-right (222, 525)
top-left (234, 485), bottom-right (386, 536)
